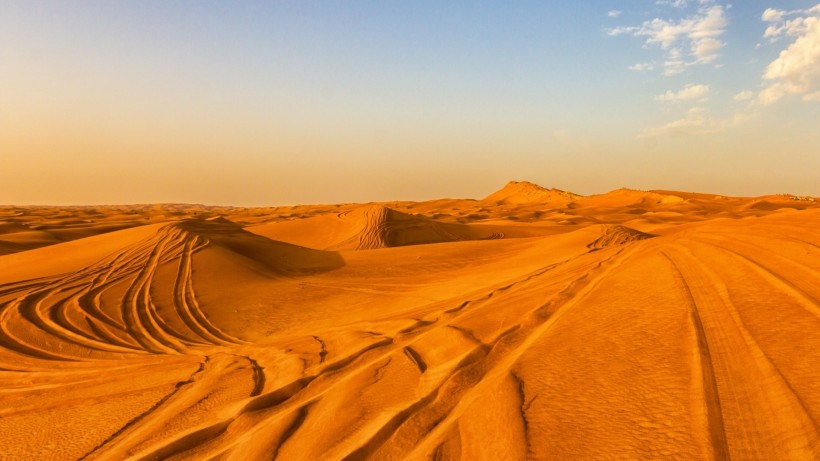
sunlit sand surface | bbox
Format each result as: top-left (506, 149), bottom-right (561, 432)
top-left (1, 181), bottom-right (819, 460)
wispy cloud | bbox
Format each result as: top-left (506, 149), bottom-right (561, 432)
top-left (656, 0), bottom-right (689, 8)
top-left (762, 5), bottom-right (820, 42)
top-left (657, 0), bottom-right (716, 7)
top-left (803, 91), bottom-right (820, 101)
top-left (607, 10), bottom-right (622, 19)
top-left (608, 4), bottom-right (727, 76)
top-left (640, 106), bottom-right (755, 138)
top-left (641, 107), bottom-right (713, 137)
top-left (733, 90), bottom-right (753, 102)
top-left (758, 4), bottom-right (820, 105)
top-left (655, 84), bottom-right (710, 102)
top-left (628, 62), bottom-right (656, 72)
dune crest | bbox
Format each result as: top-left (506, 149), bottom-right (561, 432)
top-left (580, 188), bottom-right (685, 207)
top-left (331, 204), bottom-right (462, 250)
top-left (483, 180), bottom-right (580, 204)
top-left (248, 203), bottom-right (512, 251)
top-left (587, 224), bottom-right (654, 249)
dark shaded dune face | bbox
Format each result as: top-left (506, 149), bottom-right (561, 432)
top-left (175, 217), bottom-right (345, 274)
top-left (746, 199), bottom-right (816, 212)
top-left (248, 204), bottom-right (512, 252)
top-left (587, 225), bottom-right (655, 250)
top-left (1, 192), bottom-right (820, 460)
top-left (333, 204), bottom-right (475, 250)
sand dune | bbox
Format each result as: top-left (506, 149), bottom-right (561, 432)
top-left (483, 180), bottom-right (580, 205)
top-left (1, 183), bottom-right (819, 460)
top-left (586, 224), bottom-right (654, 250)
top-left (247, 204), bottom-right (514, 251)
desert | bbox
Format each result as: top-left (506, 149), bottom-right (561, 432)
top-left (1, 181), bottom-right (819, 460)
top-left (4, 1), bottom-right (820, 459)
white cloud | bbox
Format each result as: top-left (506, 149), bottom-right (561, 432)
top-left (660, 48), bottom-right (685, 75)
top-left (655, 83), bottom-right (711, 102)
top-left (641, 106), bottom-right (755, 137)
top-left (607, 27), bottom-right (639, 37)
top-left (608, 4), bottom-right (727, 76)
top-left (758, 5), bottom-right (820, 105)
top-left (608, 10), bottom-right (622, 18)
top-left (762, 8), bottom-right (784, 24)
top-left (691, 37), bottom-right (723, 62)
top-left (629, 62), bottom-right (656, 72)
top-left (762, 5), bottom-right (820, 42)
top-left (657, 0), bottom-right (689, 8)
top-left (641, 107), bottom-right (712, 137)
top-left (733, 90), bottom-right (753, 101)
top-left (765, 17), bottom-right (811, 41)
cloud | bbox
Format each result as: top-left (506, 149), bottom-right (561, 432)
top-left (763, 5), bottom-right (820, 42)
top-left (608, 10), bottom-right (622, 18)
top-left (758, 5), bottom-right (820, 105)
top-left (640, 106), bottom-right (755, 138)
top-left (691, 37), bottom-right (723, 62)
top-left (641, 107), bottom-right (712, 137)
top-left (762, 8), bottom-right (785, 24)
top-left (733, 90), bottom-right (753, 101)
top-left (655, 83), bottom-right (711, 102)
top-left (608, 4), bottom-right (727, 76)
top-left (661, 48), bottom-right (687, 75)
top-left (628, 62), bottom-right (656, 72)
top-left (657, 0), bottom-right (689, 8)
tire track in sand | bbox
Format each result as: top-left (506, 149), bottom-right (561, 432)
top-left (664, 243), bottom-right (818, 459)
top-left (662, 251), bottom-right (730, 461)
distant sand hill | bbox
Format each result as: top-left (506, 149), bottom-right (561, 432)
top-left (483, 180), bottom-right (580, 204)
top-left (1, 182), bottom-right (819, 460)
top-left (247, 203), bottom-right (511, 251)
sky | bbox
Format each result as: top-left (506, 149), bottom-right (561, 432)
top-left (1, 1), bottom-right (819, 206)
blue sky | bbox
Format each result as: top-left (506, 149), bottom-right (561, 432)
top-left (1, 1), bottom-right (818, 205)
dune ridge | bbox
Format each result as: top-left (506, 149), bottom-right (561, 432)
top-left (587, 225), bottom-right (655, 250)
top-left (247, 203), bottom-right (511, 251)
top-left (330, 204), bottom-right (466, 250)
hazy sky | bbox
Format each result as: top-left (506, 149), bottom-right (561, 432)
top-left (2, 1), bottom-right (818, 205)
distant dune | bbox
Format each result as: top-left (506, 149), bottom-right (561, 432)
top-left (483, 180), bottom-right (580, 204)
top-left (1, 182), bottom-right (819, 460)
top-left (247, 203), bottom-right (518, 251)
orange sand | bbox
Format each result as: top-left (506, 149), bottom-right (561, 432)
top-left (1, 181), bottom-right (818, 459)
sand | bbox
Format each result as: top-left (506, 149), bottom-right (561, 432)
top-left (0, 181), bottom-right (818, 460)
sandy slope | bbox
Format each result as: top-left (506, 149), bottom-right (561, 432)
top-left (0, 185), bottom-right (819, 460)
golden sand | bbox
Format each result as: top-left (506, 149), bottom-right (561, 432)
top-left (1, 182), bottom-right (818, 460)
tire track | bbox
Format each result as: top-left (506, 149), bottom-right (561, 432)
top-left (119, 230), bottom-right (186, 354)
top-left (173, 248), bottom-right (630, 459)
top-left (174, 234), bottom-right (244, 345)
top-left (662, 251), bottom-right (730, 461)
top-left (78, 357), bottom-right (210, 460)
top-left (194, 246), bottom-right (633, 460)
top-left (0, 220), bottom-right (253, 361)
top-left (0, 224), bottom-right (641, 459)
top-left (691, 237), bottom-right (820, 320)
top-left (83, 352), bottom-right (265, 460)
top-left (665, 242), bottom-right (818, 459)
top-left (401, 244), bottom-right (642, 459)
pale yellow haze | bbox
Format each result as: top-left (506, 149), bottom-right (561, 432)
top-left (2, 2), bottom-right (820, 204)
